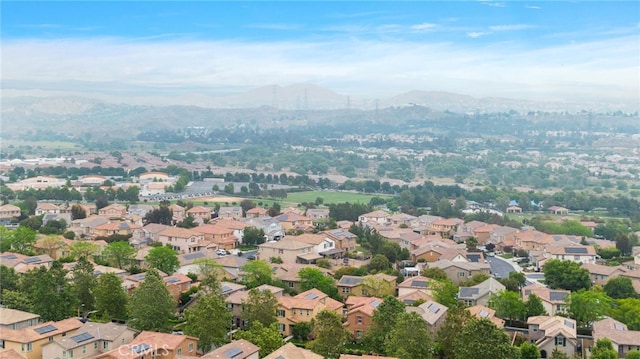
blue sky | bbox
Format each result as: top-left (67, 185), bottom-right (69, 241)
top-left (2, 1), bottom-right (639, 107)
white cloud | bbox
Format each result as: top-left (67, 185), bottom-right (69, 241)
top-left (411, 23), bottom-right (438, 31)
top-left (245, 23), bottom-right (302, 31)
top-left (467, 31), bottom-right (490, 38)
top-left (525, 5), bottom-right (541, 10)
top-left (489, 24), bottom-right (533, 31)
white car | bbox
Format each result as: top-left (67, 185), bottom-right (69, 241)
top-left (216, 249), bottom-right (227, 256)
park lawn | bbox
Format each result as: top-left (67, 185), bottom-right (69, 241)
top-left (284, 191), bottom-right (391, 205)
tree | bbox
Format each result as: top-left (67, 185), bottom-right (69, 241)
top-left (94, 273), bottom-right (129, 321)
top-left (543, 259), bottom-right (591, 291)
top-left (299, 267), bottom-right (339, 299)
top-left (309, 310), bottom-right (349, 359)
top-left (525, 293), bottom-right (548, 318)
top-left (242, 227), bottom-right (266, 246)
top-left (550, 347), bottom-right (570, 359)
top-left (453, 318), bottom-right (519, 359)
top-left (520, 342), bottom-right (541, 359)
top-left (608, 298), bottom-right (640, 330)
top-left (242, 288), bottom-right (278, 327)
top-left (488, 290), bottom-right (526, 324)
top-left (193, 258), bottom-right (223, 290)
top-left (4, 226), bottom-right (37, 254)
top-left (459, 273), bottom-right (490, 287)
top-left (146, 246), bottom-right (179, 275)
top-left (69, 241), bottom-right (99, 260)
top-left (436, 305), bottom-right (472, 359)
top-left (144, 206), bottom-right (173, 225)
top-left (22, 262), bottom-right (75, 321)
top-left (615, 233), bottom-right (633, 256)
top-left (365, 296), bottom-right (406, 354)
top-left (431, 279), bottom-right (460, 308)
top-left (567, 289), bottom-right (612, 327)
top-left (103, 241), bottom-right (136, 269)
top-left (421, 266), bottom-right (448, 280)
top-left (184, 287), bottom-right (232, 352)
top-left (128, 269), bottom-right (175, 332)
top-left (589, 338), bottom-right (618, 359)
top-left (626, 350), bottom-right (640, 359)
top-left (385, 311), bottom-right (433, 359)
top-left (241, 260), bottom-right (273, 288)
top-left (465, 236), bottom-right (479, 251)
top-left (233, 322), bottom-right (284, 358)
top-left (367, 254), bottom-right (390, 272)
top-left (72, 257), bottom-right (97, 317)
top-left (603, 277), bottom-right (638, 299)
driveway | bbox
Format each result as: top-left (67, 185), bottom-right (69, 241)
top-left (487, 256), bottom-right (519, 279)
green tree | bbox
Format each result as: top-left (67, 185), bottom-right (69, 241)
top-left (453, 318), bottom-right (519, 359)
top-left (589, 338), bottom-right (618, 359)
top-left (1, 289), bottom-right (33, 312)
top-left (0, 265), bottom-right (20, 300)
top-left (128, 269), bottom-right (175, 332)
top-left (520, 342), bottom-right (541, 359)
top-left (459, 273), bottom-right (491, 287)
top-left (525, 293), bottom-right (548, 318)
top-left (367, 254), bottom-right (390, 272)
top-left (615, 233), bottom-right (633, 256)
top-left (385, 311), bottom-right (433, 359)
top-left (69, 241), bottom-right (99, 260)
top-left (103, 241), bottom-right (136, 269)
top-left (22, 262), bottom-right (75, 321)
top-left (194, 258), bottom-right (223, 290)
top-left (145, 246), bottom-right (180, 275)
top-left (94, 273), bottom-right (129, 320)
top-left (242, 288), bottom-right (278, 327)
top-left (567, 289), bottom-right (612, 327)
top-left (241, 260), bottom-right (273, 288)
top-left (72, 257), bottom-right (96, 317)
top-left (234, 322), bottom-right (284, 358)
top-left (4, 226), bottom-right (37, 254)
top-left (609, 298), bottom-right (640, 330)
top-left (242, 227), bottom-right (266, 246)
top-left (432, 279), bottom-right (460, 308)
top-left (184, 287), bottom-right (232, 352)
top-left (309, 310), bottom-right (349, 359)
top-left (543, 259), bottom-right (591, 291)
top-left (626, 350), bottom-right (640, 359)
top-left (299, 267), bottom-right (339, 299)
top-left (603, 277), bottom-right (638, 299)
top-left (550, 347), bottom-right (570, 359)
top-left (365, 295), bottom-right (406, 354)
top-left (465, 236), bottom-right (479, 251)
top-left (488, 290), bottom-right (526, 324)
top-left (70, 204), bottom-right (87, 220)
top-left (420, 266), bottom-right (448, 280)
top-left (436, 305), bottom-right (473, 359)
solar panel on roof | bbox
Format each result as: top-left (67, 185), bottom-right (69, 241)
top-left (305, 293), bottom-right (319, 300)
top-left (222, 285), bottom-right (232, 293)
top-left (34, 324), bottom-right (57, 334)
top-left (458, 287), bottom-right (480, 298)
top-left (165, 277), bottom-right (180, 283)
top-left (614, 322), bottom-right (625, 331)
top-left (467, 254), bottom-right (480, 262)
top-left (565, 247), bottom-right (588, 254)
top-left (132, 343), bottom-right (151, 354)
top-left (134, 274), bottom-right (146, 280)
top-left (479, 310), bottom-right (489, 317)
top-left (411, 280), bottom-right (428, 288)
top-left (183, 252), bottom-right (205, 260)
top-left (549, 291), bottom-right (568, 301)
top-left (371, 300), bottom-right (381, 307)
top-left (564, 320), bottom-right (574, 329)
top-left (24, 257), bottom-right (42, 263)
top-left (427, 303), bottom-right (440, 313)
top-left (1, 254), bottom-right (17, 260)
top-left (224, 347), bottom-right (244, 358)
top-left (71, 332), bottom-right (94, 343)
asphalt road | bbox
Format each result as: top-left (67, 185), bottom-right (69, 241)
top-left (487, 256), bottom-right (517, 279)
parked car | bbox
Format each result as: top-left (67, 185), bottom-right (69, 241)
top-left (216, 249), bottom-right (227, 256)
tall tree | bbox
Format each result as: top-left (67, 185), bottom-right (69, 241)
top-left (489, 290), bottom-right (526, 324)
top-left (525, 293), bottom-right (548, 318)
top-left (365, 295), bottom-right (406, 354)
top-left (431, 279), bottom-right (460, 308)
top-left (193, 258), bottom-right (223, 290)
top-left (309, 309), bottom-right (349, 359)
top-left (103, 241), bottom-right (136, 269)
top-left (242, 227), bottom-right (266, 246)
top-left (242, 288), bottom-right (278, 327)
top-left (608, 298), bottom-right (640, 330)
top-left (520, 342), bottom-right (541, 359)
top-left (385, 311), bottom-right (433, 359)
top-left (615, 233), bottom-right (632, 256)
top-left (436, 305), bottom-right (473, 359)
top-left (233, 322), bottom-right (284, 358)
top-left (69, 241), bottom-right (100, 260)
top-left (184, 287), bottom-right (232, 352)
top-left (589, 338), bottom-right (618, 359)
top-left (241, 260), bottom-right (273, 288)
top-left (543, 259), bottom-right (591, 291)
top-left (603, 277), bottom-right (638, 299)
top-left (550, 347), bottom-right (570, 359)
top-left (72, 257), bottom-right (96, 317)
top-left (94, 273), bottom-right (129, 320)
top-left (4, 226), bottom-right (37, 254)
top-left (128, 269), bottom-right (175, 332)
top-left (453, 318), bottom-right (519, 359)
top-left (299, 267), bottom-right (339, 299)
top-left (146, 246), bottom-right (180, 275)
top-left (22, 262), bottom-right (75, 321)
top-left (567, 289), bottom-right (612, 327)
top-left (144, 206), bottom-right (173, 225)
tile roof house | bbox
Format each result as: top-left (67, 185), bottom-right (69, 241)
top-left (245, 207), bottom-right (268, 218)
top-left (0, 318), bottom-right (83, 359)
top-left (426, 259), bottom-right (491, 284)
top-left (522, 283), bottom-right (569, 316)
top-left (467, 305), bottom-right (505, 327)
top-left (93, 221), bottom-right (142, 238)
top-left (258, 238), bottom-right (317, 264)
top-left (70, 215), bottom-right (109, 237)
top-left (0, 308), bottom-right (41, 331)
top-left (217, 206), bottom-right (243, 220)
top-left (243, 217), bottom-right (285, 241)
top-left (410, 243), bottom-right (467, 263)
top-left (41, 322), bottom-right (136, 359)
top-left (262, 342), bottom-right (323, 359)
top-left (543, 245), bottom-right (597, 264)
top-left (458, 277), bottom-right (506, 307)
top-left (344, 296), bottom-right (383, 339)
top-left (273, 211), bottom-right (314, 231)
top-left (515, 230), bottom-right (555, 251)
top-left (397, 275), bottom-right (433, 298)
top-left (0, 204), bottom-right (21, 223)
top-left (337, 273), bottom-right (397, 297)
top-left (276, 288), bottom-right (343, 336)
top-left (35, 202), bottom-right (61, 216)
top-left (358, 210), bottom-right (391, 226)
top-left (0, 252), bottom-right (53, 274)
top-left (226, 285), bottom-right (284, 329)
top-left (592, 317), bottom-right (640, 358)
top-left (186, 206), bottom-right (213, 224)
top-left (157, 227), bottom-right (206, 254)
top-left (406, 300), bottom-right (448, 332)
top-left (397, 290), bottom-right (433, 306)
top-left (98, 204), bottom-right (128, 219)
top-left (269, 263), bottom-right (333, 293)
top-left (193, 224), bottom-right (238, 250)
top-left (429, 218), bottom-right (463, 239)
top-left (527, 316), bottom-right (578, 358)
top-left (95, 331), bottom-right (198, 359)
top-left (322, 229), bottom-right (357, 252)
top-left (201, 339), bottom-right (260, 359)
top-left (581, 263), bottom-right (627, 286)
top-left (305, 208), bottom-right (330, 221)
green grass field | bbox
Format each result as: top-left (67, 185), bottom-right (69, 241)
top-left (283, 191), bottom-right (390, 205)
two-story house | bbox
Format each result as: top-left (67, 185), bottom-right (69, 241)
top-left (258, 238), bottom-right (316, 264)
top-left (193, 224), bottom-right (238, 250)
top-left (305, 208), bottom-right (330, 221)
top-left (274, 211), bottom-right (314, 232)
top-left (581, 263), bottom-right (626, 286)
top-left (344, 296), bottom-right (383, 339)
top-left (0, 318), bottom-right (83, 359)
top-left (98, 204), bottom-right (128, 219)
top-left (245, 207), bottom-right (268, 218)
top-left (225, 285), bottom-right (284, 329)
top-left (406, 300), bottom-right (448, 333)
top-left (0, 204), bottom-right (21, 223)
top-left (41, 322), bottom-right (136, 359)
top-left (515, 230), bottom-right (554, 251)
top-left (522, 283), bottom-right (570, 316)
top-left (458, 278), bottom-right (506, 307)
top-left (0, 308), bottom-right (41, 331)
top-left (95, 331), bottom-right (198, 359)
top-left (201, 339), bottom-right (260, 359)
top-left (276, 288), bottom-right (343, 336)
top-left (186, 206), bottom-right (212, 224)
top-left (35, 202), bottom-right (61, 216)
top-left (358, 210), bottom-right (391, 226)
top-left (157, 227), bottom-right (206, 254)
top-left (0, 252), bottom-right (53, 274)
top-left (93, 221), bottom-right (141, 238)
top-left (543, 245), bottom-right (597, 264)
top-left (527, 316), bottom-right (578, 358)
top-left (322, 229), bottom-right (357, 252)
top-left (592, 317), bottom-right (640, 358)
top-left (337, 273), bottom-right (397, 297)
top-left (429, 218), bottom-right (463, 239)
top-left (243, 217), bottom-right (285, 241)
top-left (426, 259), bottom-right (491, 284)
top-left (217, 206), bottom-right (243, 220)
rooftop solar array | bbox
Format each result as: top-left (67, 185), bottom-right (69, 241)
top-left (371, 300), bottom-right (381, 307)
top-left (224, 347), bottom-right (243, 358)
top-left (71, 332), bottom-right (95, 343)
top-left (411, 280), bottom-right (428, 288)
top-left (549, 291), bottom-right (568, 301)
top-left (165, 277), bottom-right (180, 283)
top-left (467, 254), bottom-right (481, 262)
top-left (564, 320), bottom-right (575, 329)
top-left (221, 285), bottom-right (233, 293)
top-left (564, 247), bottom-right (588, 254)
top-left (427, 303), bottom-right (440, 313)
top-left (305, 293), bottom-right (319, 300)
top-left (458, 287), bottom-right (480, 298)
top-left (340, 277), bottom-right (363, 285)
top-left (1, 254), bottom-right (18, 260)
top-left (24, 257), bottom-right (42, 263)
top-left (183, 252), bottom-right (205, 260)
top-left (134, 274), bottom-right (146, 281)
top-left (34, 324), bottom-right (57, 334)
top-left (479, 310), bottom-right (489, 317)
top-left (132, 343), bottom-right (151, 354)
top-left (614, 322), bottom-right (625, 331)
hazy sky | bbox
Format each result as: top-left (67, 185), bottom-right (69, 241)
top-left (2, 1), bottom-right (639, 106)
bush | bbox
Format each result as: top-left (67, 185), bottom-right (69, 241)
top-left (316, 259), bottom-right (331, 269)
top-left (63, 231), bottom-right (76, 239)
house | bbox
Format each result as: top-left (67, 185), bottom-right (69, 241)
top-left (5, 176), bottom-right (65, 191)
top-left (127, 204), bottom-right (155, 218)
top-left (592, 317), bottom-right (640, 358)
top-left (214, 255), bottom-right (249, 282)
top-left (263, 342), bottom-right (322, 359)
top-left (287, 233), bottom-right (337, 258)
top-left (93, 221), bottom-right (142, 238)
top-left (163, 273), bottom-right (194, 295)
top-left (581, 263), bottom-right (626, 286)
top-left (212, 218), bottom-right (251, 245)
top-left (41, 322), bottom-right (136, 359)
top-left (201, 339), bottom-right (260, 359)
top-left (131, 223), bottom-right (171, 246)
top-left (186, 206), bottom-right (212, 223)
top-left (157, 227), bottom-right (206, 254)
top-left (397, 275), bottom-right (433, 298)
top-left (527, 316), bottom-right (578, 358)
top-left (410, 243), bottom-right (467, 263)
top-left (406, 300), bottom-right (448, 332)
top-left (506, 205), bottom-right (522, 214)
top-left (274, 211), bottom-right (314, 231)
top-left (35, 202), bottom-right (61, 216)
top-left (547, 206), bottom-right (569, 215)
top-left (458, 278), bottom-right (506, 307)
top-left (270, 263), bottom-right (333, 293)
top-left (389, 213), bottom-right (417, 227)
top-left (397, 290), bottom-right (433, 306)
top-left (522, 283), bottom-right (570, 316)
top-left (322, 229), bottom-right (357, 252)
top-left (245, 207), bottom-right (268, 218)
top-left (425, 259), bottom-right (491, 284)
top-left (305, 208), bottom-right (330, 221)
top-left (243, 217), bottom-right (285, 241)
top-left (258, 238), bottom-right (316, 264)
top-left (98, 204), bottom-right (128, 219)
top-left (70, 215), bottom-right (109, 237)
top-left (0, 318), bottom-right (83, 359)
top-left (515, 230), bottom-right (554, 251)
top-left (0, 204), bottom-right (21, 223)
top-left (467, 305), bottom-right (504, 327)
top-left (225, 285), bottom-right (284, 329)
top-left (64, 262), bottom-right (127, 279)
top-left (0, 252), bottom-right (53, 274)
top-left (430, 218), bottom-right (463, 238)
top-left (337, 273), bottom-right (397, 297)
top-left (169, 204), bottom-right (186, 223)
top-left (344, 296), bottom-right (383, 339)
top-left (95, 331), bottom-right (198, 359)
top-left (543, 245), bottom-right (597, 264)
top-left (193, 224), bottom-right (238, 250)
top-left (33, 237), bottom-right (72, 260)
top-left (276, 288), bottom-right (343, 336)
top-left (358, 210), bottom-right (391, 226)
top-left (0, 308), bottom-right (41, 331)
top-left (217, 206), bottom-right (243, 220)
top-left (175, 251), bottom-right (222, 278)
